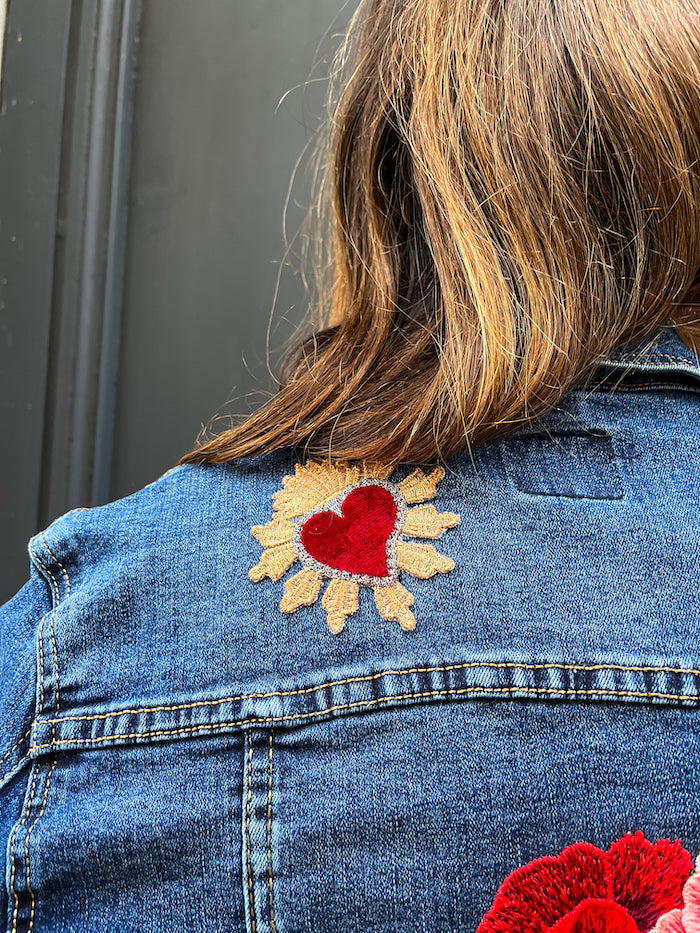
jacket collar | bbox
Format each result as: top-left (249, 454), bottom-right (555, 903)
top-left (593, 324), bottom-right (700, 380)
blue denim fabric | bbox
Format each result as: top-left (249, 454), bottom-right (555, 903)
top-left (2, 323), bottom-right (700, 933)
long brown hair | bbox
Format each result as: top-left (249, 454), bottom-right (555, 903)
top-left (180, 0), bottom-right (700, 470)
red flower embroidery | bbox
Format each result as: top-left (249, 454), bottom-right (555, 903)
top-left (652, 854), bottom-right (700, 931)
top-left (477, 832), bottom-right (692, 933)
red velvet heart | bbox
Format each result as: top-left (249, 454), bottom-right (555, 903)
top-left (299, 484), bottom-right (399, 579)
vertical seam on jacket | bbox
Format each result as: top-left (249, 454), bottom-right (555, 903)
top-left (38, 536), bottom-right (63, 727)
top-left (40, 538), bottom-right (71, 599)
top-left (0, 728), bottom-right (33, 771)
top-left (0, 753), bottom-right (32, 787)
top-left (267, 731), bottom-right (278, 933)
top-left (245, 736), bottom-right (257, 933)
top-left (10, 545), bottom-right (48, 933)
top-left (24, 758), bottom-right (56, 933)
top-left (36, 617), bottom-right (46, 725)
top-left (11, 544), bottom-right (61, 932)
top-left (27, 546), bottom-right (48, 717)
top-left (9, 763), bottom-right (40, 933)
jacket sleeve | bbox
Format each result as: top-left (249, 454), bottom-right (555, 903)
top-left (0, 556), bottom-right (53, 790)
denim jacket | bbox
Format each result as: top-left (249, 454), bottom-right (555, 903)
top-left (2, 324), bottom-right (700, 933)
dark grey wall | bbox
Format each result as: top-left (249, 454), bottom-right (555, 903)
top-left (0, 1), bottom-right (73, 603)
top-left (112, 0), bottom-right (355, 501)
top-left (0, 0), bottom-right (356, 602)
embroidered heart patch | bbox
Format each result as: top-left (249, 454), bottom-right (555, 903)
top-left (293, 481), bottom-right (405, 584)
top-left (249, 459), bottom-right (460, 634)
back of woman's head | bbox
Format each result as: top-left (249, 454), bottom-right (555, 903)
top-left (181, 0), bottom-right (700, 469)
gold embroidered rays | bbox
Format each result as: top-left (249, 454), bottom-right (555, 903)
top-left (249, 459), bottom-right (459, 634)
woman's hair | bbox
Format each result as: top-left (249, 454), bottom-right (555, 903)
top-left (180, 0), bottom-right (700, 470)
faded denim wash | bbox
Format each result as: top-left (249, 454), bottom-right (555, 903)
top-left (1, 323), bottom-right (700, 933)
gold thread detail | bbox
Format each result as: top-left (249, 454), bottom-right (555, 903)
top-left (272, 460), bottom-right (361, 519)
top-left (397, 467), bottom-right (445, 503)
top-left (251, 517), bottom-right (295, 548)
top-left (396, 541), bottom-right (455, 578)
top-left (249, 544), bottom-right (298, 582)
top-left (373, 581), bottom-right (416, 630)
top-left (1, 752), bottom-right (32, 786)
top-left (279, 568), bottom-right (323, 613)
top-left (321, 578), bottom-right (359, 634)
top-left (41, 537), bottom-right (71, 598)
top-left (402, 504), bottom-right (460, 539)
top-left (361, 460), bottom-right (394, 481)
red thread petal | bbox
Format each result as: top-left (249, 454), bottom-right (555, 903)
top-left (605, 833), bottom-right (692, 932)
top-left (477, 844), bottom-right (611, 933)
top-left (548, 900), bottom-right (641, 933)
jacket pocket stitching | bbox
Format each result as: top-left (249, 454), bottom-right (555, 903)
top-left (498, 430), bottom-right (624, 500)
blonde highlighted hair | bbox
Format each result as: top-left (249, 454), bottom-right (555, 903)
top-left (181, 0), bottom-right (700, 470)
